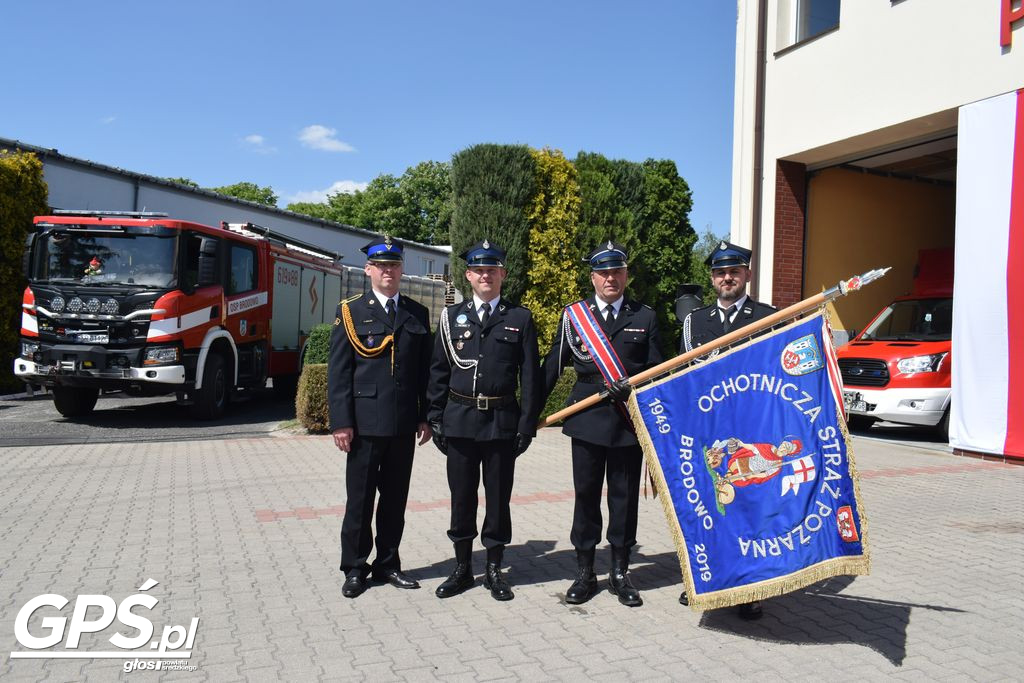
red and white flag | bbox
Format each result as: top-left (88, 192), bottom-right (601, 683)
top-left (953, 89), bottom-right (1024, 459)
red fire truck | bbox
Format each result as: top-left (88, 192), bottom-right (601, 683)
top-left (15, 211), bottom-right (343, 419)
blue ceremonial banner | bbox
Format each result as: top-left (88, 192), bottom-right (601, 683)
top-left (629, 311), bottom-right (869, 610)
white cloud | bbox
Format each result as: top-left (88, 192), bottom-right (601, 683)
top-left (285, 180), bottom-right (368, 205)
top-left (242, 134), bottom-right (276, 154)
top-left (99, 116), bottom-right (116, 125)
top-left (298, 125), bottom-right (356, 153)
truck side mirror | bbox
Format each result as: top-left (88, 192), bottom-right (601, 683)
top-left (22, 233), bottom-right (36, 279)
top-left (197, 238), bottom-right (219, 287)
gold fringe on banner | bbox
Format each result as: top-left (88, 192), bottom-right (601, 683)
top-left (628, 309), bottom-right (870, 611)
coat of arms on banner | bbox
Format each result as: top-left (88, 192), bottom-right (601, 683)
top-left (628, 312), bottom-right (869, 610)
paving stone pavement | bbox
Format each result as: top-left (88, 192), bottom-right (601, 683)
top-left (0, 428), bottom-right (1021, 681)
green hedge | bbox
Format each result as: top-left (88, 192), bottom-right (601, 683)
top-left (295, 363), bottom-right (329, 433)
top-left (304, 324), bottom-right (332, 365)
top-left (0, 150), bottom-right (48, 391)
top-left (540, 367), bottom-right (576, 421)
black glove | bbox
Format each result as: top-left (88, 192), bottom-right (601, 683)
top-left (513, 433), bottom-right (533, 457)
top-left (606, 377), bottom-right (633, 403)
top-left (429, 420), bottom-right (448, 455)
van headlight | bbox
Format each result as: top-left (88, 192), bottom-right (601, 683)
top-left (896, 353), bottom-right (946, 374)
top-left (143, 346), bottom-right (180, 366)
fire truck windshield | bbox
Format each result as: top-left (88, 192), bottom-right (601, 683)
top-left (33, 231), bottom-right (177, 287)
top-left (860, 298), bottom-right (953, 342)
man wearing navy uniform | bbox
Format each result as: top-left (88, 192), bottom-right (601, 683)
top-left (328, 235), bottom-right (433, 599)
top-left (428, 239), bottom-right (541, 601)
top-left (679, 241), bottom-right (776, 355)
top-left (542, 241), bottom-right (663, 607)
top-left (679, 239), bottom-right (773, 620)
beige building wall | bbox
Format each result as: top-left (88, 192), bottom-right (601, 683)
top-left (732, 0), bottom-right (1024, 300)
top-left (804, 168), bottom-right (955, 332)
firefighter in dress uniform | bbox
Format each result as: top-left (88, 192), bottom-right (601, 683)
top-left (328, 236), bottom-right (433, 599)
top-left (427, 240), bottom-right (541, 601)
top-left (541, 241), bottom-right (663, 607)
top-left (678, 239), bottom-right (774, 620)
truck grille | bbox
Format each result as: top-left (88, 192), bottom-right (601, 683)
top-left (838, 358), bottom-right (889, 387)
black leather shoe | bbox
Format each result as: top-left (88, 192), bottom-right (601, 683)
top-left (483, 562), bottom-right (514, 601)
top-left (609, 547), bottom-right (642, 607)
top-left (565, 569), bottom-right (598, 604)
top-left (342, 574), bottom-right (367, 598)
top-left (738, 601), bottom-right (763, 620)
top-left (372, 569), bottom-right (420, 590)
top-left (679, 591), bottom-right (689, 606)
top-left (435, 564), bottom-right (474, 598)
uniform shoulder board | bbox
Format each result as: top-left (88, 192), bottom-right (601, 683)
top-left (340, 293), bottom-right (362, 305)
top-left (642, 303), bottom-right (654, 311)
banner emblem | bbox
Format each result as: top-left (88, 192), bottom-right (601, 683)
top-left (781, 333), bottom-right (824, 375)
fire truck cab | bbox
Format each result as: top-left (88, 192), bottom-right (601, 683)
top-left (15, 211), bottom-right (341, 419)
top-left (836, 248), bottom-right (953, 436)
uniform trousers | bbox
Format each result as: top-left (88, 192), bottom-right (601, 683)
top-left (570, 439), bottom-right (642, 552)
top-left (340, 434), bottom-right (415, 576)
top-left (446, 437), bottom-right (517, 549)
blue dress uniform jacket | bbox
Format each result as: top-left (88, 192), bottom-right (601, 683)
top-left (543, 297), bottom-right (663, 448)
top-left (328, 292), bottom-right (432, 437)
top-left (679, 297), bottom-right (776, 354)
top-left (427, 298), bottom-right (542, 440)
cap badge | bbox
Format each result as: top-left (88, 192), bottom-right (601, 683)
top-left (719, 241), bottom-right (727, 250)
top-left (483, 239), bottom-right (490, 249)
top-left (606, 240), bottom-right (614, 250)
top-left (384, 235), bottom-right (393, 249)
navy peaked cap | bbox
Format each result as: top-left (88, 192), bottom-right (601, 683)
top-left (584, 240), bottom-right (628, 270)
top-left (361, 235), bottom-right (404, 261)
top-left (461, 239), bottom-right (506, 267)
top-left (706, 241), bottom-right (752, 269)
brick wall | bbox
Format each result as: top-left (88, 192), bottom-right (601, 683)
top-left (771, 160), bottom-right (807, 308)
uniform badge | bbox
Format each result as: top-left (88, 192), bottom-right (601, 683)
top-left (366, 336), bottom-right (376, 347)
top-left (333, 317), bottom-right (341, 326)
top-left (483, 239), bottom-right (490, 249)
top-left (456, 341), bottom-right (465, 351)
top-left (719, 240), bottom-right (728, 250)
top-left (384, 234), bottom-right (393, 249)
top-left (463, 330), bottom-right (472, 339)
top-left (606, 240), bottom-right (614, 250)
top-left (456, 313), bottom-right (468, 325)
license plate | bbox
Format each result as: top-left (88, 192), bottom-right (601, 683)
top-left (843, 390), bottom-right (867, 413)
top-left (74, 332), bottom-right (109, 344)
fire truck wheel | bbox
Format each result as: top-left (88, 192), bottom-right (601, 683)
top-left (191, 352), bottom-right (228, 420)
top-left (52, 386), bottom-right (99, 418)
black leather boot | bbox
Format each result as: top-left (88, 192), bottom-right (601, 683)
top-left (608, 546), bottom-right (642, 607)
top-left (435, 541), bottom-right (474, 598)
top-left (483, 547), bottom-right (514, 601)
top-left (565, 549), bottom-right (598, 604)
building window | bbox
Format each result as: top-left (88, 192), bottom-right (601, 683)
top-left (777, 0), bottom-right (840, 52)
top-left (797, 0), bottom-right (840, 42)
top-left (421, 257), bottom-right (435, 274)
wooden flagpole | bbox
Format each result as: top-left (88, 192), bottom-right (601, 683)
top-left (539, 267), bottom-right (890, 428)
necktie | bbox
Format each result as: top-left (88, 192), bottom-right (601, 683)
top-left (605, 304), bottom-right (616, 324)
top-left (480, 302), bottom-right (491, 327)
top-left (386, 298), bottom-right (396, 324)
top-left (721, 304), bottom-right (737, 333)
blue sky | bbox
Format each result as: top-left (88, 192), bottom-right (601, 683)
top-left (4, 1), bottom-right (736, 237)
